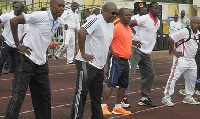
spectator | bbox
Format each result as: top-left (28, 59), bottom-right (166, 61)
top-left (54, 2), bottom-right (80, 64)
top-left (178, 10), bottom-right (190, 29)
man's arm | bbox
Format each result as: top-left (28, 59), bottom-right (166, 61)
top-left (10, 15), bottom-right (31, 55)
top-left (169, 37), bottom-right (183, 57)
top-left (78, 27), bottom-right (93, 62)
top-left (129, 20), bottom-right (137, 28)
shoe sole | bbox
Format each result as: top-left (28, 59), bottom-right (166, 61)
top-left (112, 111), bottom-right (131, 115)
top-left (138, 102), bottom-right (157, 107)
top-left (182, 101), bottom-right (200, 105)
top-left (161, 100), bottom-right (174, 107)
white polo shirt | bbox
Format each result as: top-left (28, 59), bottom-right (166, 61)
top-left (76, 14), bottom-right (114, 69)
top-left (0, 11), bottom-right (24, 48)
top-left (134, 12), bottom-right (160, 54)
top-left (169, 20), bottom-right (181, 36)
top-left (171, 27), bottom-right (199, 58)
top-left (23, 10), bottom-right (64, 65)
top-left (61, 9), bottom-right (80, 30)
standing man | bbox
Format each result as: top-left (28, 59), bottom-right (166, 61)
top-left (70, 2), bottom-right (117, 119)
top-left (101, 8), bottom-right (132, 115)
top-left (162, 16), bottom-right (200, 107)
top-left (4, 0), bottom-right (65, 118)
top-left (0, 2), bottom-right (24, 77)
top-left (54, 2), bottom-right (80, 64)
top-left (121, 6), bottom-right (147, 108)
top-left (168, 14), bottom-right (181, 54)
top-left (178, 10), bottom-right (190, 29)
top-left (123, 2), bottom-right (160, 107)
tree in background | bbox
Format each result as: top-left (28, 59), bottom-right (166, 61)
top-left (143, 0), bottom-right (192, 4)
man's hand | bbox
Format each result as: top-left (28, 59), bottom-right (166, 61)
top-left (173, 51), bottom-right (183, 58)
top-left (133, 40), bottom-right (141, 48)
top-left (82, 53), bottom-right (93, 63)
top-left (18, 45), bottom-right (32, 56)
top-left (64, 24), bottom-right (68, 30)
top-left (112, 52), bottom-right (119, 60)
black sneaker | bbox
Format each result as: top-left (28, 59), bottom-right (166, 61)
top-left (121, 98), bottom-right (131, 108)
top-left (138, 97), bottom-right (157, 107)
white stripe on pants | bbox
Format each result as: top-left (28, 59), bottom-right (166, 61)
top-left (164, 56), bottom-right (197, 97)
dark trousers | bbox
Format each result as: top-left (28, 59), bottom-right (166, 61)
top-left (4, 54), bottom-right (13, 70)
top-left (5, 53), bottom-right (51, 119)
top-left (71, 60), bottom-right (104, 119)
top-left (0, 41), bottom-right (17, 76)
top-left (195, 50), bottom-right (200, 90)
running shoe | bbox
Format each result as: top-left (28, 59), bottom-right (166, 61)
top-left (112, 107), bottom-right (131, 115)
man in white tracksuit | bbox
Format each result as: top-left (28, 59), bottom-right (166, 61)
top-left (162, 16), bottom-right (200, 107)
top-left (55, 2), bottom-right (80, 64)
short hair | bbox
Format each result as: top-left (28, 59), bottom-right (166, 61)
top-left (103, 2), bottom-right (116, 10)
top-left (149, 2), bottom-right (158, 9)
top-left (12, 1), bottom-right (18, 7)
top-left (15, 2), bottom-right (24, 9)
top-left (119, 8), bottom-right (128, 16)
top-left (71, 2), bottom-right (78, 6)
top-left (41, 7), bottom-right (47, 11)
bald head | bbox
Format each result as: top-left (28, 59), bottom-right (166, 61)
top-left (190, 16), bottom-right (200, 33)
top-left (190, 16), bottom-right (200, 22)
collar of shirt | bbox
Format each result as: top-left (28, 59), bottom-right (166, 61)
top-left (148, 12), bottom-right (158, 26)
top-left (47, 10), bottom-right (60, 34)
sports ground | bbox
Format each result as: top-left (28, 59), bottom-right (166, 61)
top-left (0, 50), bottom-right (200, 119)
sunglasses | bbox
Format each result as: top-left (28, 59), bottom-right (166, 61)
top-left (107, 10), bottom-right (118, 16)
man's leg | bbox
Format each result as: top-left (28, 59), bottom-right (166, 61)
top-left (138, 53), bottom-right (157, 107)
top-left (162, 57), bottom-right (184, 106)
top-left (71, 60), bottom-right (93, 119)
top-left (5, 54), bottom-right (32, 118)
top-left (122, 48), bottom-right (141, 107)
top-left (67, 32), bottom-right (75, 64)
top-left (29, 62), bottom-right (51, 118)
top-left (3, 54), bottom-right (12, 73)
top-left (54, 30), bottom-right (70, 59)
top-left (89, 67), bottom-right (104, 119)
top-left (0, 42), bottom-right (11, 77)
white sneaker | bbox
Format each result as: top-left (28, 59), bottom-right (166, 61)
top-left (182, 97), bottom-right (200, 105)
top-left (161, 97), bottom-right (174, 107)
top-left (195, 90), bottom-right (200, 95)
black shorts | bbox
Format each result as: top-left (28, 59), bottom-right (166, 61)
top-left (106, 53), bottom-right (129, 89)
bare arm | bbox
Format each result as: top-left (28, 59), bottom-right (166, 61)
top-left (74, 29), bottom-right (78, 55)
top-left (78, 28), bottom-right (93, 63)
top-left (10, 15), bottom-right (31, 55)
top-left (129, 20), bottom-right (137, 28)
top-left (169, 37), bottom-right (183, 57)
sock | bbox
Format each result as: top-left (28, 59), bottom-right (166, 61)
top-left (115, 104), bottom-right (122, 109)
top-left (164, 94), bottom-right (170, 98)
top-left (141, 97), bottom-right (148, 101)
top-left (101, 104), bottom-right (107, 108)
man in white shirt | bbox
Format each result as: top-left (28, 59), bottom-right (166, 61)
top-left (121, 6), bottom-right (147, 108)
top-left (168, 14), bottom-right (181, 54)
top-left (54, 2), bottom-right (80, 64)
top-left (178, 10), bottom-right (190, 29)
top-left (70, 2), bottom-right (117, 119)
top-left (0, 2), bottom-right (24, 77)
top-left (125, 2), bottom-right (160, 107)
top-left (162, 16), bottom-right (200, 107)
top-left (4, 0), bottom-right (65, 118)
